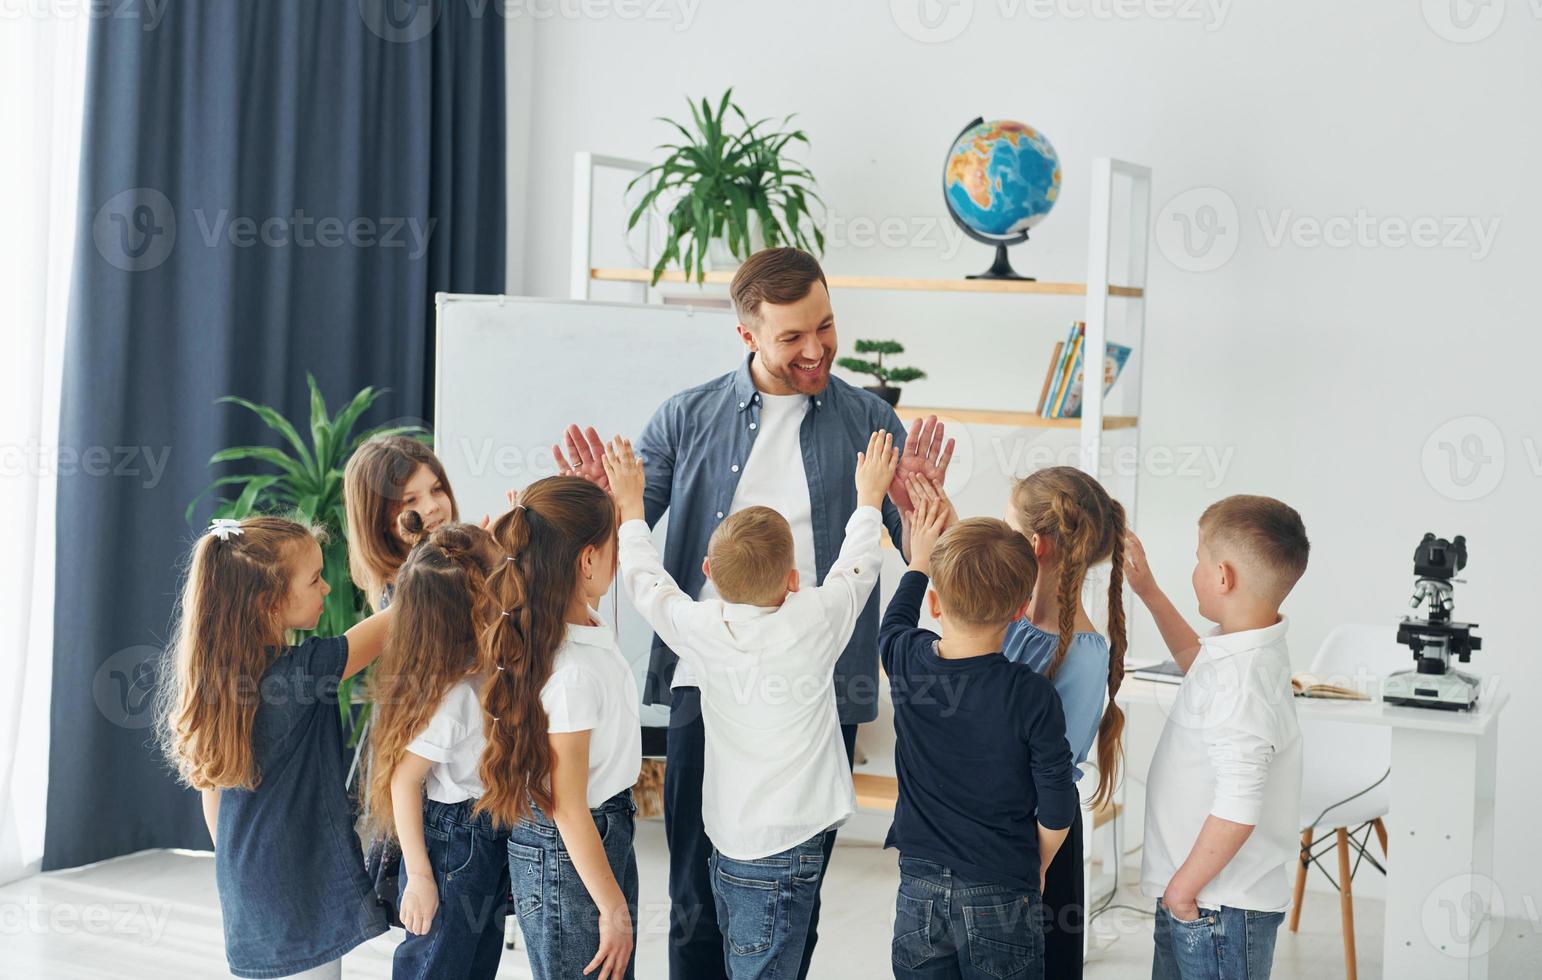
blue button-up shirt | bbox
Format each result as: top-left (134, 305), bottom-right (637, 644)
top-left (636, 353), bottom-right (906, 724)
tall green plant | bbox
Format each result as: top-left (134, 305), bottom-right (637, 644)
top-left (186, 374), bottom-right (426, 742)
top-left (628, 88), bottom-right (825, 285)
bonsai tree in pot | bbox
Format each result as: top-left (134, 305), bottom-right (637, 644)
top-left (838, 340), bottom-right (926, 406)
top-left (627, 88), bottom-right (824, 285)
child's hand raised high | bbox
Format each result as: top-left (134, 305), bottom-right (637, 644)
top-left (906, 486), bottom-right (951, 576)
top-left (855, 430), bottom-right (899, 510)
top-left (600, 436), bottom-right (647, 525)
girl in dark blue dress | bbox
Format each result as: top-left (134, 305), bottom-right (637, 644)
top-left (159, 516), bottom-right (396, 978)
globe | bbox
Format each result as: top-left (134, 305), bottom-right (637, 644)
top-left (943, 118), bottom-right (1061, 279)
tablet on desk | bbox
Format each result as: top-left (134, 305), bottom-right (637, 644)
top-left (1129, 660), bottom-right (1184, 684)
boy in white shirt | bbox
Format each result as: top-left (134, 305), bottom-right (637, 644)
top-left (601, 430), bottom-right (897, 980)
top-left (1124, 495), bottom-right (1310, 980)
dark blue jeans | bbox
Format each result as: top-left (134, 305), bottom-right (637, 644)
top-left (709, 830), bottom-right (832, 980)
top-left (665, 687), bottom-right (856, 980)
top-left (508, 789), bottom-right (639, 980)
top-left (1151, 900), bottom-right (1285, 980)
top-left (891, 857), bottom-right (1045, 980)
top-left (392, 798), bottom-right (510, 980)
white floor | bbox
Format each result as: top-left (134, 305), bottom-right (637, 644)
top-left (1, 813), bottom-right (1535, 979)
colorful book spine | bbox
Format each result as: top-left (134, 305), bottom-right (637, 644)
top-left (1036, 341), bottom-right (1064, 417)
top-left (1050, 324), bottom-right (1085, 418)
top-left (1041, 322), bottom-right (1080, 417)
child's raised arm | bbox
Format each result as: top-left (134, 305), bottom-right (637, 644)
top-left (1124, 531), bottom-right (1202, 671)
top-left (342, 603), bottom-right (395, 680)
top-left (903, 482), bottom-right (952, 576)
top-left (604, 437), bottom-right (697, 659)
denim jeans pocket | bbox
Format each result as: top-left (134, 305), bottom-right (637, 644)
top-left (1163, 905), bottom-right (1222, 980)
top-left (438, 822), bottom-right (478, 881)
top-left (712, 862), bottom-right (778, 956)
top-left (507, 841), bottom-right (544, 918)
top-left (891, 892), bottom-right (935, 970)
top-left (963, 897), bottom-right (1040, 979)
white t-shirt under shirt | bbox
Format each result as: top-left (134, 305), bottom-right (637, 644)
top-left (1140, 616), bottom-right (1303, 912)
top-left (540, 611), bottom-right (643, 808)
top-left (678, 390), bottom-right (818, 689)
top-left (406, 677), bottom-right (487, 804)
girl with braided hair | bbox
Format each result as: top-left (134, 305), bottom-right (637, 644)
top-left (364, 514), bottom-right (509, 978)
top-left (1003, 465), bottom-right (1128, 978)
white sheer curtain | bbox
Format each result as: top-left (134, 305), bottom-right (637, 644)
top-left (0, 6), bottom-right (88, 885)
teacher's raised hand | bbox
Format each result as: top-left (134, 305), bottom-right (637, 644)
top-left (551, 423), bottom-right (610, 491)
top-left (889, 415), bottom-right (956, 514)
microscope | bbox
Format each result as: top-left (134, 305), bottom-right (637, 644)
top-left (1383, 533), bottom-right (1483, 710)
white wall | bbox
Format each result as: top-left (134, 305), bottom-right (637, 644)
top-left (507, 0), bottom-right (1542, 904)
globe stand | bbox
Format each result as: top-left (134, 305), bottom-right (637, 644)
top-left (967, 242), bottom-right (1033, 281)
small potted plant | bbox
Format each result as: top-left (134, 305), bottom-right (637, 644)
top-left (627, 88), bottom-right (824, 285)
top-left (838, 340), bottom-right (926, 406)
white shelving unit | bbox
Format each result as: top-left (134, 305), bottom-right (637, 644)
top-left (571, 152), bottom-right (1153, 951)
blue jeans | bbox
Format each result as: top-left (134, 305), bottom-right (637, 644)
top-left (665, 687), bottom-right (857, 980)
top-left (891, 857), bottom-right (1045, 980)
top-left (508, 789), bottom-right (639, 980)
top-left (392, 798), bottom-right (510, 980)
top-left (708, 830), bottom-right (832, 980)
top-left (1151, 900), bottom-right (1285, 980)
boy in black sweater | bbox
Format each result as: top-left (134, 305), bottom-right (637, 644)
top-left (882, 483), bottom-right (1077, 980)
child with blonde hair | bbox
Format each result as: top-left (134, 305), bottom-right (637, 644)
top-left (1126, 495), bottom-right (1308, 980)
top-left (602, 431), bottom-right (897, 979)
top-left (158, 516), bottom-right (394, 979)
top-left (882, 486), bottom-right (1077, 980)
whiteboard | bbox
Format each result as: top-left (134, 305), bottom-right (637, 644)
top-left (434, 293), bottom-right (744, 727)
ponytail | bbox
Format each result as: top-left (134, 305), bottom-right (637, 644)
top-left (475, 477), bottom-right (615, 826)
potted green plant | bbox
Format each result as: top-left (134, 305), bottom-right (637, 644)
top-left (186, 374), bottom-right (426, 744)
top-left (838, 340), bottom-right (926, 406)
top-left (627, 88), bottom-right (824, 285)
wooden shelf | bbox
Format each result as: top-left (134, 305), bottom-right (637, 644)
top-left (852, 771), bottom-right (1124, 829)
top-left (853, 772), bottom-right (899, 811)
top-left (591, 267), bottom-right (1143, 299)
top-left (895, 406), bottom-right (1138, 430)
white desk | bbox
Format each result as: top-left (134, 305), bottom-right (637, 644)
top-left (1117, 676), bottom-right (1509, 980)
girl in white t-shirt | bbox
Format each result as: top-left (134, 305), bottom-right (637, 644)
top-left (364, 516), bottom-right (508, 980)
top-left (478, 476), bottom-right (642, 980)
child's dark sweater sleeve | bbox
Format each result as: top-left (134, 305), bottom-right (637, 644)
top-left (1022, 674), bottom-right (1078, 831)
top-left (880, 570), bottom-right (931, 675)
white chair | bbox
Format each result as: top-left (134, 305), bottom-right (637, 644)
top-left (1290, 624), bottom-right (1407, 980)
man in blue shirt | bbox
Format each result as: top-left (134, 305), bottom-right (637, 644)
top-left (554, 247), bottom-right (953, 980)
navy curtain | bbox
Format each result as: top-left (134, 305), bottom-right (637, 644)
top-left (44, 0), bottom-right (505, 870)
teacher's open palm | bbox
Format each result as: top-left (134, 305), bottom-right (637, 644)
top-left (890, 415), bottom-right (955, 514)
top-left (552, 423), bottom-right (610, 492)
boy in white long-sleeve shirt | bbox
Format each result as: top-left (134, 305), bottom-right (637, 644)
top-left (600, 430), bottom-right (898, 980)
top-left (1124, 495), bottom-right (1310, 980)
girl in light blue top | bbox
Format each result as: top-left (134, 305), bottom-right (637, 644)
top-left (1005, 466), bottom-right (1128, 980)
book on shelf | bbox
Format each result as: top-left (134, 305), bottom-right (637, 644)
top-left (1049, 324), bottom-right (1083, 418)
top-left (1035, 341), bottom-right (1064, 417)
top-left (1038, 322), bottom-right (1134, 419)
